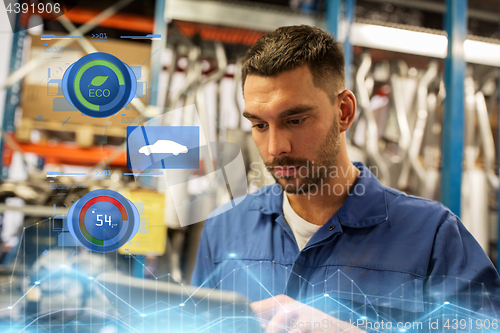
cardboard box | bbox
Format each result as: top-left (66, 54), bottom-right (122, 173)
top-left (19, 32), bottom-right (152, 132)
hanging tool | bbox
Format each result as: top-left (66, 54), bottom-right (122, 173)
top-left (397, 60), bottom-right (439, 196)
top-left (195, 41), bottom-right (227, 168)
top-left (386, 69), bottom-right (412, 187)
top-left (194, 42), bottom-right (229, 208)
top-left (166, 46), bottom-right (202, 113)
top-left (475, 91), bottom-right (499, 193)
top-left (461, 73), bottom-right (490, 253)
top-left (355, 53), bottom-right (390, 185)
top-left (163, 43), bottom-right (179, 112)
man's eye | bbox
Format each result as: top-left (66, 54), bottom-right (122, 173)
top-left (253, 123), bottom-right (268, 130)
top-left (289, 119), bottom-right (304, 125)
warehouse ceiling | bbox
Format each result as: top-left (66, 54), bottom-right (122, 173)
top-left (248, 0), bottom-right (500, 39)
top-left (46, 0), bottom-right (500, 40)
top-left (357, 0), bottom-right (499, 39)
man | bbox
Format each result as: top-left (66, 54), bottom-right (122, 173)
top-left (192, 25), bottom-right (500, 332)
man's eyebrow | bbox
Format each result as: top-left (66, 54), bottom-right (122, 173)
top-left (243, 105), bottom-right (316, 120)
top-left (279, 105), bottom-right (315, 118)
top-left (242, 111), bottom-right (261, 120)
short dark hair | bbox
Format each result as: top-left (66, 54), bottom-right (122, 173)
top-left (241, 25), bottom-right (345, 102)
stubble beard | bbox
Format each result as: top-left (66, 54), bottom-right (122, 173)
top-left (265, 120), bottom-right (341, 195)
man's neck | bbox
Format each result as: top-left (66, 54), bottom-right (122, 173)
top-left (286, 162), bottom-right (359, 226)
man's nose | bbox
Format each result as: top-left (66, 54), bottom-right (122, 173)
top-left (268, 127), bottom-right (291, 157)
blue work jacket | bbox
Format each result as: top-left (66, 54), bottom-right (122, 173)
top-left (192, 162), bottom-right (500, 319)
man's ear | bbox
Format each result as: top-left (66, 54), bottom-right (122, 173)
top-left (337, 90), bottom-right (356, 133)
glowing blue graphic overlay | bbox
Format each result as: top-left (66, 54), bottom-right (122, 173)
top-left (46, 171), bottom-right (86, 177)
top-left (120, 34), bottom-right (161, 40)
top-left (84, 201), bottom-right (122, 241)
top-left (67, 189), bottom-right (139, 253)
top-left (62, 52), bottom-right (137, 118)
top-left (79, 64), bottom-right (121, 106)
top-left (4, 228), bottom-right (500, 333)
top-left (126, 126), bottom-right (200, 169)
top-left (41, 34), bottom-right (82, 40)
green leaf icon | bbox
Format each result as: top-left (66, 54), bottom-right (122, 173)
top-left (88, 76), bottom-right (109, 87)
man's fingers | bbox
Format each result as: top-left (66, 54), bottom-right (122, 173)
top-left (250, 295), bottom-right (294, 320)
top-left (265, 308), bottom-right (299, 333)
top-left (250, 297), bottom-right (276, 321)
top-left (251, 295), bottom-right (368, 333)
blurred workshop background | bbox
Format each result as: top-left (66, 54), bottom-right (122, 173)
top-left (0, 0), bottom-right (498, 331)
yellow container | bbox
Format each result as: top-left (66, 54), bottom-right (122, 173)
top-left (119, 189), bottom-right (166, 256)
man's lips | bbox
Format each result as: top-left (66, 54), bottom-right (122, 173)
top-left (273, 166), bottom-right (297, 177)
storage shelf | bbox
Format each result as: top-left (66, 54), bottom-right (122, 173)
top-left (167, 0), bottom-right (500, 67)
top-left (39, 7), bottom-right (155, 33)
top-left (0, 203), bottom-right (68, 217)
top-left (165, 0), bottom-right (323, 32)
top-left (3, 136), bottom-right (127, 168)
top-left (172, 20), bottom-right (267, 46)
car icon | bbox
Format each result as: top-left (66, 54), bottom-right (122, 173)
top-left (138, 140), bottom-right (189, 156)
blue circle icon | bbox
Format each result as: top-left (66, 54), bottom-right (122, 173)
top-left (84, 201), bottom-right (122, 241)
top-left (67, 189), bottom-right (140, 253)
top-left (80, 65), bottom-right (121, 106)
top-left (62, 53), bottom-right (137, 118)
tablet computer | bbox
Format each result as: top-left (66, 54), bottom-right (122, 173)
top-left (96, 272), bottom-right (263, 332)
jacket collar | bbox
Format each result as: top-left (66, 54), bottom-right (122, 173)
top-left (249, 162), bottom-right (388, 228)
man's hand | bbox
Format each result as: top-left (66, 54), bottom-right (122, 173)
top-left (250, 294), bottom-right (366, 333)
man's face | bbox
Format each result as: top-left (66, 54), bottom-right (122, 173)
top-left (243, 65), bottom-right (342, 194)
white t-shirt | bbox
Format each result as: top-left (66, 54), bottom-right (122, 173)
top-left (283, 193), bottom-right (322, 251)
